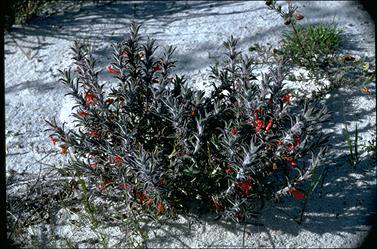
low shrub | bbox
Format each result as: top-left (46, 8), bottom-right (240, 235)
top-left (46, 23), bottom-right (330, 224)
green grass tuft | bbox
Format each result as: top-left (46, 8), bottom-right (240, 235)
top-left (281, 23), bottom-right (343, 66)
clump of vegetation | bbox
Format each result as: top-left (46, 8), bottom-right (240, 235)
top-left (45, 23), bottom-right (329, 227)
top-left (281, 23), bottom-right (343, 68)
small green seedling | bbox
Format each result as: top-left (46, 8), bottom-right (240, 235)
top-left (342, 124), bottom-right (360, 170)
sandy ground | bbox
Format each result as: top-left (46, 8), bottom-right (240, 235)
top-left (5, 1), bottom-right (376, 248)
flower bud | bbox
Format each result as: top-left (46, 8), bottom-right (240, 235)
top-left (295, 14), bottom-right (304, 20)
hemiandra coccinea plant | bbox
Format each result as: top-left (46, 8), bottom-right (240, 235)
top-left (46, 23), bottom-right (330, 223)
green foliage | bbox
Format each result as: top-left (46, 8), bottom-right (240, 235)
top-left (342, 124), bottom-right (360, 170)
top-left (281, 24), bottom-right (343, 67)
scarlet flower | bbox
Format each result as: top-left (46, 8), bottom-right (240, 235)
top-left (50, 136), bottom-right (58, 145)
top-left (191, 111), bottom-right (196, 117)
top-left (287, 143), bottom-right (295, 152)
top-left (294, 135), bottom-right (301, 146)
top-left (255, 120), bottom-right (265, 133)
top-left (106, 65), bottom-right (121, 75)
top-left (282, 94), bottom-right (292, 105)
top-left (237, 176), bottom-right (253, 197)
top-left (288, 188), bottom-right (305, 200)
top-left (230, 127), bottom-right (238, 137)
top-left (295, 14), bottom-right (304, 20)
top-left (88, 130), bottom-right (97, 138)
top-left (85, 92), bottom-right (96, 106)
top-left (153, 64), bottom-right (162, 72)
top-left (225, 168), bottom-right (235, 175)
top-left (286, 157), bottom-right (298, 168)
top-left (114, 155), bottom-right (123, 167)
top-left (79, 111), bottom-right (89, 118)
top-left (265, 119), bottom-right (273, 133)
top-left (288, 135), bottom-right (301, 152)
top-left (135, 191), bottom-right (146, 204)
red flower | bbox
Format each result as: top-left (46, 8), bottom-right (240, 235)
top-left (191, 111), bottom-right (196, 117)
top-left (114, 155), bottom-right (123, 167)
top-left (295, 14), bottom-right (304, 20)
top-left (286, 157), bottom-right (298, 168)
top-left (89, 130), bottom-right (98, 138)
top-left (153, 64), bottom-right (162, 72)
top-left (294, 135), bottom-right (301, 146)
top-left (135, 191), bottom-right (147, 204)
top-left (288, 135), bottom-right (301, 152)
top-left (79, 111), bottom-right (89, 118)
top-left (237, 176), bottom-right (254, 197)
top-left (106, 65), bottom-right (121, 75)
top-left (282, 94), bottom-right (292, 105)
top-left (225, 168), bottom-right (235, 175)
top-left (265, 119), bottom-right (273, 133)
top-left (85, 92), bottom-right (96, 106)
top-left (288, 188), bottom-right (305, 200)
top-left (288, 135), bottom-right (301, 151)
top-left (255, 120), bottom-right (265, 133)
top-left (50, 136), bottom-right (58, 145)
top-left (230, 127), bottom-right (238, 137)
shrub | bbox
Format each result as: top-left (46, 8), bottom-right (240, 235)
top-left (46, 23), bottom-right (330, 224)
